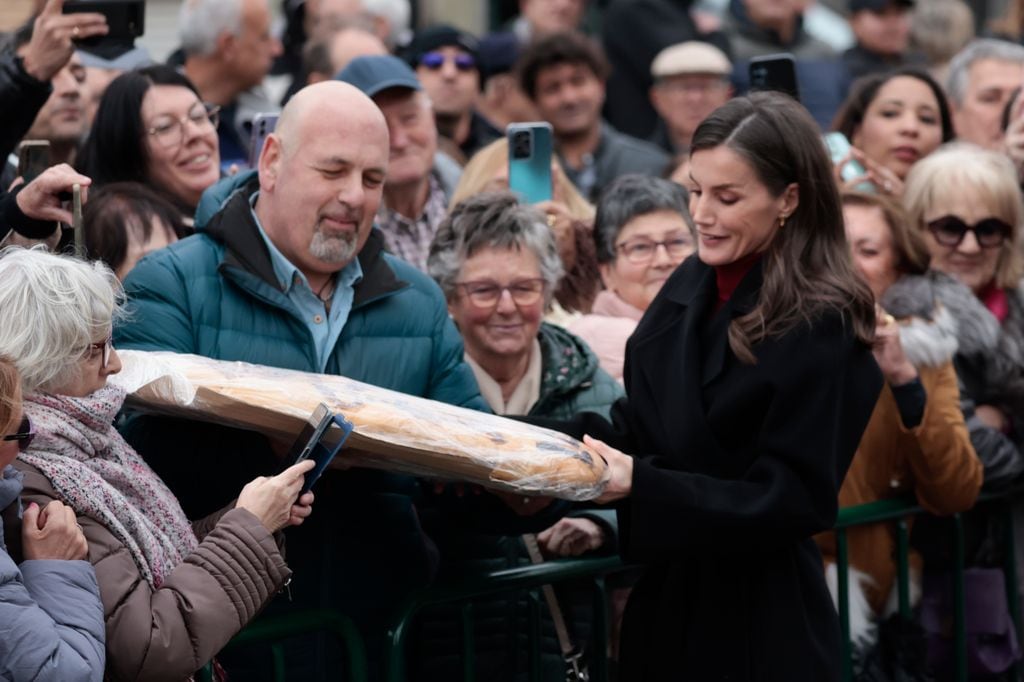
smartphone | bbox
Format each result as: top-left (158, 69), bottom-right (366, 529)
top-left (823, 132), bottom-right (873, 192)
top-left (248, 113), bottom-right (279, 168)
top-left (281, 403), bottom-right (354, 494)
top-left (62, 0), bottom-right (145, 46)
top-left (17, 140), bottom-right (51, 184)
top-left (507, 122), bottom-right (553, 204)
top-left (72, 183), bottom-right (85, 255)
top-left (748, 53), bottom-right (799, 102)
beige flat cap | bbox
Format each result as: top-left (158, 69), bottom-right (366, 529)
top-left (651, 41), bottom-right (732, 78)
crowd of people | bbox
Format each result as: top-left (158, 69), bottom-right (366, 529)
top-left (3, 0), bottom-right (1024, 679)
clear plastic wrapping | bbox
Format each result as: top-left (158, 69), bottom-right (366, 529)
top-left (112, 351), bottom-right (609, 501)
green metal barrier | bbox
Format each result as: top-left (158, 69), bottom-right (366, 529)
top-left (834, 491), bottom-right (1022, 682)
top-left (195, 492), bottom-right (1021, 681)
top-left (383, 555), bottom-right (628, 682)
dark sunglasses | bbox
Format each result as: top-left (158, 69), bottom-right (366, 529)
top-left (419, 51), bottom-right (476, 72)
top-left (2, 416), bottom-right (34, 452)
top-left (926, 215), bottom-right (1012, 249)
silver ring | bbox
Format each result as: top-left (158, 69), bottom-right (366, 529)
top-left (883, 179), bottom-right (893, 192)
top-left (522, 497), bottom-right (531, 506)
top-left (72, 25), bottom-right (80, 37)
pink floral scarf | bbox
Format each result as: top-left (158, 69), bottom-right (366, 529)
top-left (19, 385), bottom-right (198, 587)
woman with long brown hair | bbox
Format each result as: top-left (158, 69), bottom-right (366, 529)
top-left (540, 92), bottom-right (883, 679)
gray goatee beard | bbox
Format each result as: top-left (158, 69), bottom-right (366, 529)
top-left (309, 228), bottom-right (358, 264)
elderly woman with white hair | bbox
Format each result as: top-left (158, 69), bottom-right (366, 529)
top-left (0, 248), bottom-right (317, 681)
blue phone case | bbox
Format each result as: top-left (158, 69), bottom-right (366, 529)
top-left (507, 122), bottom-right (553, 204)
top-left (301, 414), bottom-right (354, 494)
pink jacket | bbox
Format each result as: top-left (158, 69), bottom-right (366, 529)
top-left (567, 290), bottom-right (644, 383)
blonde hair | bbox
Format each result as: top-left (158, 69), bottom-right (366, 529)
top-left (903, 142), bottom-right (1024, 289)
top-left (450, 138), bottom-right (596, 222)
top-left (0, 248), bottom-right (124, 393)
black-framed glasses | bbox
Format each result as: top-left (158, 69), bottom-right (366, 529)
top-left (2, 417), bottom-right (34, 452)
top-left (926, 215), bottom-right (1012, 249)
top-left (419, 51), bottom-right (476, 72)
top-left (145, 102), bottom-right (220, 148)
top-left (615, 235), bottom-right (693, 264)
top-left (86, 335), bottom-right (113, 369)
top-left (456, 278), bottom-right (546, 309)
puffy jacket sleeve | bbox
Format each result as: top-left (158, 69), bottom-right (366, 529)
top-left (18, 469), bottom-right (290, 682)
top-left (424, 279), bottom-right (489, 412)
top-left (116, 249), bottom-right (198, 354)
top-left (0, 551), bottom-right (105, 682)
top-left (903, 362), bottom-right (983, 514)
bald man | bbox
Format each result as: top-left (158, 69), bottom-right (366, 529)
top-left (116, 82), bottom-right (497, 676)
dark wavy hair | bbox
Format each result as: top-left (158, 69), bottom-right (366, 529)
top-left (691, 92), bottom-right (876, 363)
top-left (77, 65), bottom-right (202, 213)
top-left (831, 68), bottom-right (954, 145)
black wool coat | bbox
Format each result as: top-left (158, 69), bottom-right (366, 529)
top-left (560, 257), bottom-right (883, 680)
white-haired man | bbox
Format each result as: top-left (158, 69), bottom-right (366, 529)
top-left (947, 39), bottom-right (1024, 150)
top-left (179, 0), bottom-right (283, 167)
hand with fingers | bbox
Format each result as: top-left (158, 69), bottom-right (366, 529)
top-left (584, 435), bottom-right (634, 504)
top-left (236, 459), bottom-right (317, 532)
top-left (853, 149), bottom-right (904, 197)
top-left (872, 305), bottom-right (917, 386)
top-left (15, 164), bottom-right (92, 224)
top-left (537, 517), bottom-right (606, 557)
top-left (22, 499), bottom-right (89, 561)
top-left (1004, 93), bottom-right (1024, 182)
top-left (535, 200), bottom-right (577, 270)
top-left (21, 0), bottom-right (108, 83)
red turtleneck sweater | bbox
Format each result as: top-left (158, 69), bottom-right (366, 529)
top-left (713, 252), bottom-right (763, 314)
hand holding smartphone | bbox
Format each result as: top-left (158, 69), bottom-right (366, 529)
top-left (507, 122), bottom-right (553, 204)
top-left (822, 132), bottom-right (873, 192)
top-left (62, 0), bottom-right (144, 47)
top-left (18, 141), bottom-right (51, 185)
top-left (281, 403), bottom-right (354, 494)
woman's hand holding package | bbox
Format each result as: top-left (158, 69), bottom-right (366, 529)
top-left (538, 517), bottom-right (605, 557)
top-left (873, 309), bottom-right (918, 386)
top-left (585, 435), bottom-right (633, 504)
top-left (237, 460), bottom-right (316, 532)
top-left (22, 500), bottom-right (88, 561)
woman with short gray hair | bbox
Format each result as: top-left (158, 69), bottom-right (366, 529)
top-left (569, 174), bottom-right (696, 382)
top-left (428, 192), bottom-right (621, 419)
top-left (423, 192), bottom-right (622, 679)
top-left (0, 247), bottom-right (317, 681)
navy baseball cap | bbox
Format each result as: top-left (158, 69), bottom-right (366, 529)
top-left (335, 55), bottom-right (422, 97)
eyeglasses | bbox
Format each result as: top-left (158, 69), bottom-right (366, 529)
top-left (145, 102), bottom-right (220, 149)
top-left (615, 236), bottom-right (693, 264)
top-left (86, 335), bottom-right (113, 369)
top-left (926, 215), bottom-right (1012, 249)
top-left (419, 51), bottom-right (476, 72)
top-left (456, 278), bottom-right (546, 309)
top-left (2, 417), bottom-right (34, 452)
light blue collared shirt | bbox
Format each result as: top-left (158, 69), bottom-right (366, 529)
top-left (250, 193), bottom-right (362, 372)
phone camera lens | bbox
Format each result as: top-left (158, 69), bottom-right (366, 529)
top-left (512, 131), bottom-right (532, 159)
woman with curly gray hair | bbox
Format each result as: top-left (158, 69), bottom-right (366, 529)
top-left (422, 192), bottom-right (622, 680)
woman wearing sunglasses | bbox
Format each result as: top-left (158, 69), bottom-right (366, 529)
top-left (0, 355), bottom-right (106, 681)
top-left (904, 143), bottom-right (1024, 474)
top-left (0, 248), bottom-right (317, 681)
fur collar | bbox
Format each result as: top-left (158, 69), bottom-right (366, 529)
top-left (880, 272), bottom-right (966, 368)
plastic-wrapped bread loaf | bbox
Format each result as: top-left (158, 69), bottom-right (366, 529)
top-left (111, 351), bottom-right (609, 501)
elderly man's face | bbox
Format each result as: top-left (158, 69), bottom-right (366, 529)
top-left (229, 0), bottom-right (282, 90)
top-left (258, 96), bottom-right (389, 277)
top-left (953, 58), bottom-right (1024, 150)
top-left (651, 73), bottom-right (732, 147)
top-left (374, 89), bottom-right (438, 189)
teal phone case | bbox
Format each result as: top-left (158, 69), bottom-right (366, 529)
top-left (507, 122), bottom-right (553, 204)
